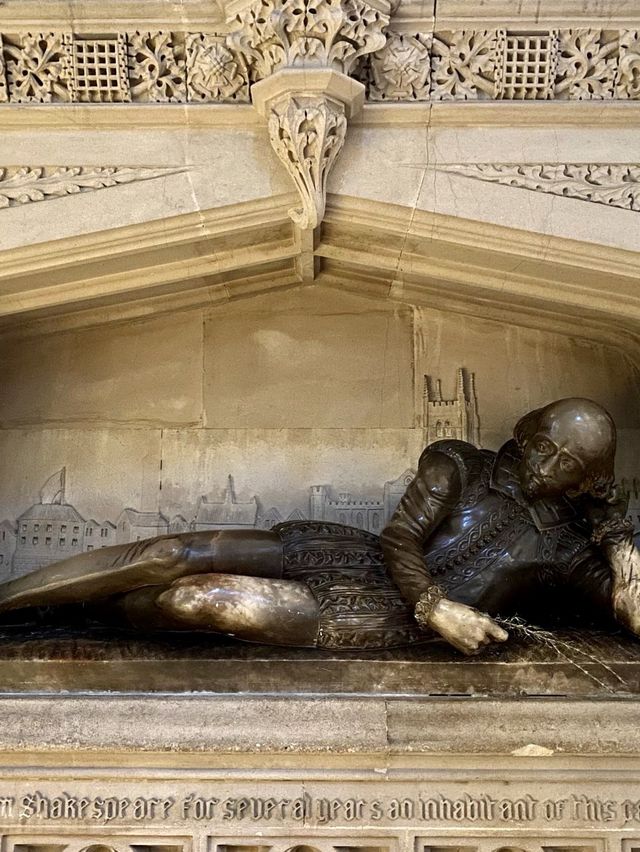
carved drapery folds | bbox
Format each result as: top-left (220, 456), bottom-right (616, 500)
top-left (267, 93), bottom-right (347, 228)
top-left (441, 163), bottom-right (640, 212)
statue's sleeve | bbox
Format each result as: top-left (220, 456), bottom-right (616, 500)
top-left (380, 446), bottom-right (463, 606)
top-left (565, 545), bottom-right (613, 615)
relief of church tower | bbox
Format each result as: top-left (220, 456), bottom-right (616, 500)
top-left (424, 367), bottom-right (480, 447)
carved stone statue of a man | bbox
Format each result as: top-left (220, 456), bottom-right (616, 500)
top-left (0, 397), bottom-right (637, 655)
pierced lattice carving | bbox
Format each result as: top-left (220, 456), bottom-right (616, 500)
top-left (441, 163), bottom-right (640, 212)
top-left (367, 31), bottom-right (431, 101)
top-left (267, 93), bottom-right (348, 229)
top-left (186, 33), bottom-right (249, 102)
top-left (128, 31), bottom-right (187, 102)
top-left (494, 31), bottom-right (558, 99)
top-left (555, 29), bottom-right (619, 99)
top-left (4, 32), bottom-right (73, 102)
top-left (72, 34), bottom-right (130, 103)
top-left (0, 166), bottom-right (186, 209)
top-left (431, 30), bottom-right (500, 100)
top-left (617, 30), bottom-right (640, 98)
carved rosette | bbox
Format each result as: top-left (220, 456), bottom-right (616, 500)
top-left (267, 93), bottom-right (347, 229)
top-left (186, 33), bottom-right (249, 102)
top-left (367, 32), bottom-right (431, 101)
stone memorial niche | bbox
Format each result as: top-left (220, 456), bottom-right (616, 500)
top-left (0, 0), bottom-right (640, 851)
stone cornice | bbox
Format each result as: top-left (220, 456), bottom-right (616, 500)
top-left (2, 101), bottom-right (640, 130)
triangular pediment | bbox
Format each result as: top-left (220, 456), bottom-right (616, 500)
top-left (1, 191), bottom-right (639, 366)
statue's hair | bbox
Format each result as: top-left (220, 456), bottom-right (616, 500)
top-left (513, 401), bottom-right (616, 499)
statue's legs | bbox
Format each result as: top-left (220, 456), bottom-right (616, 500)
top-left (0, 530), bottom-right (284, 612)
top-left (115, 573), bottom-right (321, 647)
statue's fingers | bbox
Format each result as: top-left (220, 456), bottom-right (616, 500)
top-left (485, 621), bottom-right (509, 642)
top-left (451, 636), bottom-right (480, 655)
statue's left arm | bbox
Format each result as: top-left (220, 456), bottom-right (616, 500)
top-left (595, 524), bottom-right (640, 635)
top-left (567, 504), bottom-right (640, 635)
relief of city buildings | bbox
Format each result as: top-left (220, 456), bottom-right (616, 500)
top-left (0, 369), bottom-right (480, 579)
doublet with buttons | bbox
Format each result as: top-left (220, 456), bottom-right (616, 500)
top-left (273, 438), bottom-right (613, 649)
top-left (380, 438), bottom-right (613, 619)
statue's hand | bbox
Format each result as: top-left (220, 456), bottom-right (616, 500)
top-left (426, 598), bottom-right (509, 655)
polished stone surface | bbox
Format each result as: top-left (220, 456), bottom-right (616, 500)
top-left (0, 620), bottom-right (637, 697)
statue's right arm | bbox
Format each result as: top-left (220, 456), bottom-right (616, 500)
top-left (380, 447), bottom-right (508, 654)
top-left (380, 449), bottom-right (462, 605)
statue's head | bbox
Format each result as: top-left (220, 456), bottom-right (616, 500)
top-left (514, 397), bottom-right (616, 501)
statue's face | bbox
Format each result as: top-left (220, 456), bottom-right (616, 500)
top-left (519, 400), bottom-right (613, 501)
top-left (520, 430), bottom-right (587, 500)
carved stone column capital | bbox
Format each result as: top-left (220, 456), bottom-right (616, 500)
top-left (227, 0), bottom-right (390, 78)
top-left (224, 0), bottom-right (389, 230)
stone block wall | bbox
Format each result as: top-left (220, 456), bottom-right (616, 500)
top-left (0, 284), bottom-right (638, 577)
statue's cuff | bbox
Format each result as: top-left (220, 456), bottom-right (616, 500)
top-left (591, 516), bottom-right (634, 545)
top-left (414, 585), bottom-right (446, 628)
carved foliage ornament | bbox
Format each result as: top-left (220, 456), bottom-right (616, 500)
top-left (0, 28), bottom-right (640, 103)
top-left (267, 93), bottom-right (347, 229)
top-left (361, 27), bottom-right (640, 102)
top-left (0, 166), bottom-right (186, 209)
top-left (0, 35), bottom-right (7, 103)
top-left (128, 31), bottom-right (187, 102)
top-left (4, 32), bottom-right (73, 103)
top-left (442, 163), bottom-right (640, 212)
top-left (430, 30), bottom-right (499, 100)
top-left (232, 0), bottom-right (389, 81)
top-left (555, 29), bottom-right (618, 99)
top-left (618, 30), bottom-right (640, 99)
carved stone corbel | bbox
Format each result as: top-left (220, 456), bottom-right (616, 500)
top-left (252, 68), bottom-right (363, 228)
top-left (226, 0), bottom-right (390, 229)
